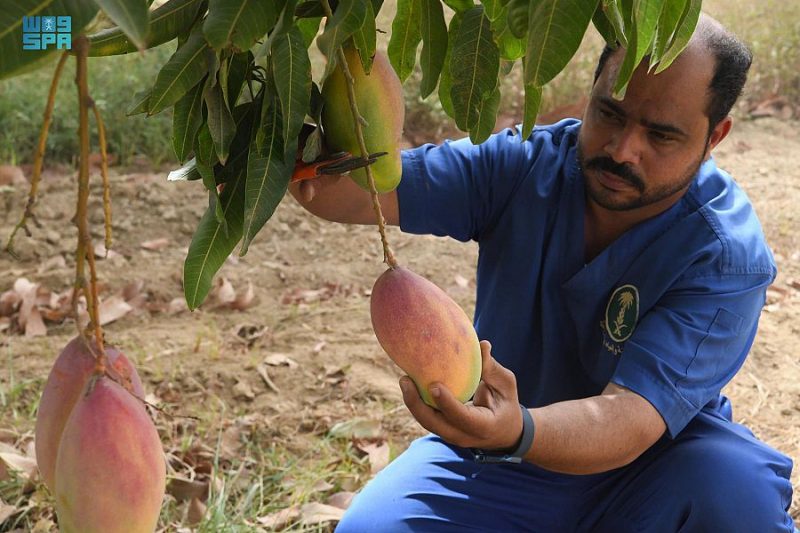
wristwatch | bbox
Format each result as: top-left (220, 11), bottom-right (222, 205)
top-left (472, 404), bottom-right (535, 464)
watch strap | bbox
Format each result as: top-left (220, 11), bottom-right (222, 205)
top-left (472, 404), bottom-right (535, 464)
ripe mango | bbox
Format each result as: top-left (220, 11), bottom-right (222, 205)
top-left (321, 46), bottom-right (404, 193)
top-left (370, 266), bottom-right (482, 407)
top-left (54, 376), bottom-right (165, 533)
top-left (35, 336), bottom-right (144, 492)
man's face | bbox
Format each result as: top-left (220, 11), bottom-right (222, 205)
top-left (577, 45), bottom-right (721, 212)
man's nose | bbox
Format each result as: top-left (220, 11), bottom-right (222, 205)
top-left (604, 126), bottom-right (643, 166)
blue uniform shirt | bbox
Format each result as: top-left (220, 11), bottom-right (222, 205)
top-left (397, 119), bottom-right (776, 438)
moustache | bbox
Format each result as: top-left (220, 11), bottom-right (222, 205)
top-left (585, 157), bottom-right (645, 192)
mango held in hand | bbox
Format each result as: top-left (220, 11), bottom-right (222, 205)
top-left (54, 376), bottom-right (165, 533)
top-left (370, 266), bottom-right (482, 408)
top-left (35, 336), bottom-right (145, 492)
top-left (321, 47), bottom-right (404, 193)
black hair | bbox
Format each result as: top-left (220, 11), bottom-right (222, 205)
top-left (593, 17), bottom-right (753, 133)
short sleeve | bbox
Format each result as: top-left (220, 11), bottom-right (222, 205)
top-left (397, 125), bottom-right (565, 242)
top-left (610, 273), bottom-right (772, 438)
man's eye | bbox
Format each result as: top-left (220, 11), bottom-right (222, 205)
top-left (649, 131), bottom-right (674, 143)
top-left (599, 108), bottom-right (614, 119)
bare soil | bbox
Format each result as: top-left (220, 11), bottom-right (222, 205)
top-left (1, 115), bottom-right (798, 527)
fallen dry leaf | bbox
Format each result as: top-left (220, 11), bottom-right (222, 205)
top-left (256, 364), bottom-right (280, 393)
top-left (233, 380), bottom-right (255, 401)
top-left (328, 418), bottom-right (383, 440)
top-left (187, 497), bottom-right (207, 526)
top-left (98, 295), bottom-right (133, 326)
top-left (0, 451), bottom-right (38, 482)
top-left (167, 477), bottom-right (209, 502)
top-left (0, 291), bottom-right (21, 316)
top-left (299, 502), bottom-right (345, 526)
top-left (310, 479), bottom-right (334, 494)
top-left (140, 237), bottom-right (170, 251)
top-left (356, 440), bottom-right (390, 474)
top-left (264, 353), bottom-right (298, 368)
top-left (326, 491), bottom-right (355, 510)
top-left (0, 498), bottom-right (18, 525)
top-left (257, 506), bottom-right (301, 529)
top-left (212, 277), bottom-right (236, 306)
top-left (231, 282), bottom-right (255, 311)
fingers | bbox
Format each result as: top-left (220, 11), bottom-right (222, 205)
top-left (299, 180), bottom-right (315, 203)
top-left (477, 340), bottom-right (518, 398)
top-left (399, 377), bottom-right (442, 433)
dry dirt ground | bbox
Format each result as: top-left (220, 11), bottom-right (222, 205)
top-left (1, 115), bottom-right (798, 529)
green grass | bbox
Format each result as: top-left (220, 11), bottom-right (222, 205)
top-left (0, 45), bottom-right (177, 167)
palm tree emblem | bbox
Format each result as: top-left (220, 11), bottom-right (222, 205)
top-left (605, 285), bottom-right (639, 343)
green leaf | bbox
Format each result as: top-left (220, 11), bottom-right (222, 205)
top-left (242, 98), bottom-right (292, 255)
top-left (184, 158), bottom-right (247, 310)
top-left (173, 80), bottom-right (205, 163)
top-left (450, 7), bottom-right (499, 132)
top-left (317, 0), bottom-right (367, 76)
top-left (198, 122), bottom-right (219, 165)
top-left (523, 0), bottom-right (599, 87)
top-left (92, 0), bottom-right (150, 51)
top-left (437, 11), bottom-right (463, 119)
top-left (521, 83), bottom-right (542, 140)
top-left (225, 50), bottom-right (252, 107)
top-left (387, 0), bottom-right (422, 83)
top-left (126, 89), bottom-right (152, 116)
top-left (203, 0), bottom-right (279, 51)
top-left (467, 87), bottom-right (500, 144)
top-left (480, 0), bottom-right (504, 21)
top-left (649, 0), bottom-right (686, 67)
top-left (149, 25), bottom-right (210, 114)
top-left (0, 0), bottom-right (99, 80)
top-left (600, 0), bottom-right (628, 46)
top-left (419, 0), bottom-right (448, 98)
top-left (197, 158), bottom-right (228, 231)
top-left (204, 79), bottom-right (237, 165)
top-left (613, 0), bottom-right (665, 97)
top-left (352, 0), bottom-right (376, 73)
top-left (89, 0), bottom-right (203, 56)
top-left (271, 26), bottom-right (312, 155)
top-left (492, 5), bottom-right (525, 61)
top-left (297, 17), bottom-right (322, 48)
top-left (505, 0), bottom-right (530, 39)
top-left (442, 0), bottom-right (474, 12)
top-left (654, 0), bottom-right (700, 74)
top-left (592, 4), bottom-right (618, 46)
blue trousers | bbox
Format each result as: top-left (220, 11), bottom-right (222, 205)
top-left (337, 408), bottom-right (794, 532)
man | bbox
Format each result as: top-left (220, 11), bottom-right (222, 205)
top-left (290, 14), bottom-right (795, 532)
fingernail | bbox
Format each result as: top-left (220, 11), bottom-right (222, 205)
top-left (399, 378), bottom-right (410, 393)
top-left (430, 386), bottom-right (440, 398)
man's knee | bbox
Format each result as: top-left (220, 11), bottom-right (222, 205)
top-left (667, 437), bottom-right (793, 528)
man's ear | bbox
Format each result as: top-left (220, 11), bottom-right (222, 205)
top-left (705, 116), bottom-right (733, 159)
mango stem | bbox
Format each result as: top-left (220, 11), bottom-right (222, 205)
top-left (74, 36), bottom-right (107, 373)
top-left (320, 0), bottom-right (398, 269)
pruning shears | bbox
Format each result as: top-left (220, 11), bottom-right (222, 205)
top-left (291, 150), bottom-right (388, 183)
top-left (290, 123), bottom-right (388, 183)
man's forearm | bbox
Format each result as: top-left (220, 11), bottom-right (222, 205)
top-left (524, 384), bottom-right (666, 475)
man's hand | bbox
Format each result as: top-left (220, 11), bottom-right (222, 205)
top-left (399, 340), bottom-right (524, 451)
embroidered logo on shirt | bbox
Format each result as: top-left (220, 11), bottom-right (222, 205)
top-left (604, 284), bottom-right (639, 343)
